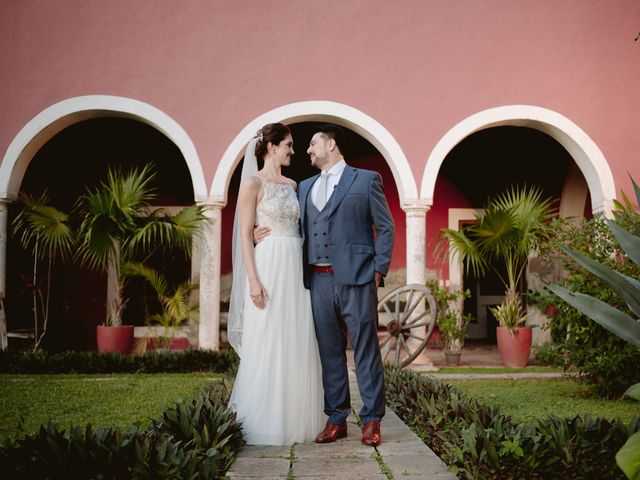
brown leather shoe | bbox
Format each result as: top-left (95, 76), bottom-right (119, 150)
top-left (315, 422), bottom-right (347, 443)
top-left (361, 420), bottom-right (381, 446)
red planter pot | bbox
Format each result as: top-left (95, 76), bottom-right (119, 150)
top-left (97, 325), bottom-right (134, 354)
top-left (496, 326), bottom-right (532, 367)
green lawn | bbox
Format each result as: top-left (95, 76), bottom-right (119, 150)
top-left (443, 376), bottom-right (640, 424)
top-left (0, 373), bottom-right (222, 441)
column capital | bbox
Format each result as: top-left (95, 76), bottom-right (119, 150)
top-left (198, 200), bottom-right (226, 210)
top-left (401, 201), bottom-right (431, 214)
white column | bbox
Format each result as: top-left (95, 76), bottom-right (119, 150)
top-left (402, 203), bottom-right (432, 367)
top-left (198, 202), bottom-right (224, 350)
top-left (403, 204), bottom-right (430, 286)
top-left (0, 200), bottom-right (8, 350)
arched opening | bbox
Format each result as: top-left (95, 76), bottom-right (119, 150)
top-left (207, 101), bottom-right (416, 349)
top-left (421, 106), bottom-right (616, 346)
top-left (218, 122), bottom-right (405, 344)
top-left (429, 126), bottom-right (585, 343)
top-left (6, 117), bottom-right (195, 350)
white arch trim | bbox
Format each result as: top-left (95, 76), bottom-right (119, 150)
top-left (420, 105), bottom-right (616, 214)
top-left (0, 95), bottom-right (208, 201)
top-left (211, 101), bottom-right (418, 206)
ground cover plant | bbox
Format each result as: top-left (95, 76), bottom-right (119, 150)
top-left (387, 366), bottom-right (640, 479)
top-left (0, 373), bottom-right (222, 442)
top-left (0, 381), bottom-right (244, 479)
top-left (0, 348), bottom-right (239, 374)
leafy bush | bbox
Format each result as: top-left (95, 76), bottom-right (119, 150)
top-left (385, 366), bottom-right (639, 479)
top-left (0, 349), bottom-right (239, 374)
top-left (527, 214), bottom-right (640, 397)
top-left (0, 385), bottom-right (243, 479)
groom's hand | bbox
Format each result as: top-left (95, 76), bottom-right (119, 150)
top-left (374, 272), bottom-right (383, 288)
top-left (253, 225), bottom-right (271, 245)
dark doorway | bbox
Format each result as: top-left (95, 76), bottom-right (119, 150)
top-left (440, 126), bottom-right (579, 342)
top-left (7, 117), bottom-right (194, 351)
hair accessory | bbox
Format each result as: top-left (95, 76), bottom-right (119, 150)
top-left (255, 130), bottom-right (264, 142)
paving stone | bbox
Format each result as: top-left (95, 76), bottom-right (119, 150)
top-left (376, 439), bottom-right (433, 456)
top-left (379, 426), bottom-right (420, 443)
top-left (293, 456), bottom-right (382, 477)
top-left (384, 453), bottom-right (453, 476)
top-left (226, 476), bottom-right (287, 479)
top-left (236, 445), bottom-right (291, 458)
top-left (294, 475), bottom-right (388, 479)
top-left (226, 457), bottom-right (290, 477)
top-left (295, 441), bottom-right (373, 458)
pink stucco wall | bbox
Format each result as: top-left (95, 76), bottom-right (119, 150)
top-left (2, 0), bottom-right (640, 198)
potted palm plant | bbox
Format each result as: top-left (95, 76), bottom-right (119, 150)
top-left (440, 185), bottom-right (554, 367)
top-left (123, 262), bottom-right (198, 351)
top-left (75, 165), bottom-right (207, 354)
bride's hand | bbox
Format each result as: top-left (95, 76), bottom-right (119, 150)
top-left (249, 279), bottom-right (268, 309)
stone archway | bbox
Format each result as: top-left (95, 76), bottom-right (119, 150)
top-left (420, 105), bottom-right (615, 214)
top-left (199, 101), bottom-right (423, 350)
top-left (0, 95), bottom-right (207, 350)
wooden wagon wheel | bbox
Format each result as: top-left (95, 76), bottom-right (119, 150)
top-left (377, 284), bottom-right (437, 368)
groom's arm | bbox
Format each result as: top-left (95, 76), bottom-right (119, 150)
top-left (369, 173), bottom-right (395, 281)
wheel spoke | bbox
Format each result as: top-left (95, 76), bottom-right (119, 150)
top-left (403, 289), bottom-right (415, 322)
top-left (394, 337), bottom-right (402, 365)
top-left (382, 302), bottom-right (394, 322)
top-left (409, 333), bottom-right (425, 342)
top-left (404, 309), bottom-right (430, 327)
top-left (394, 292), bottom-right (400, 322)
top-left (405, 320), bottom-right (430, 329)
top-left (399, 333), bottom-right (412, 356)
top-left (379, 334), bottom-right (393, 348)
top-left (382, 338), bottom-right (396, 362)
top-left (400, 292), bottom-right (426, 323)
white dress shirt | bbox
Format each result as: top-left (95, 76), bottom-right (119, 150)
top-left (311, 160), bottom-right (347, 208)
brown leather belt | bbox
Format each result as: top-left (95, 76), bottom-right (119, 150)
top-left (312, 265), bottom-right (334, 273)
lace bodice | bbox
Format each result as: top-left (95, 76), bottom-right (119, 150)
top-left (256, 181), bottom-right (300, 237)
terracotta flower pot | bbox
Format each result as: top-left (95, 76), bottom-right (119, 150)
top-left (444, 351), bottom-right (461, 366)
top-left (97, 325), bottom-right (134, 354)
top-left (496, 326), bottom-right (532, 367)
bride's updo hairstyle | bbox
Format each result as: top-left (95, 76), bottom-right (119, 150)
top-left (255, 123), bottom-right (291, 160)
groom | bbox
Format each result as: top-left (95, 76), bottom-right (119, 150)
top-left (301, 124), bottom-right (394, 446)
top-left (255, 124), bottom-right (394, 446)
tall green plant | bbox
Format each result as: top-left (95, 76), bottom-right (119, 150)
top-left (11, 192), bottom-right (75, 350)
top-left (75, 165), bottom-right (207, 327)
top-left (547, 176), bottom-right (640, 480)
top-left (123, 262), bottom-right (198, 347)
top-left (440, 185), bottom-right (555, 332)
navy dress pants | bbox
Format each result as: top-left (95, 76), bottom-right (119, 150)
top-left (309, 271), bottom-right (385, 426)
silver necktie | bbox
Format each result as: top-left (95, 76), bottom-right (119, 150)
top-left (316, 171), bottom-right (331, 210)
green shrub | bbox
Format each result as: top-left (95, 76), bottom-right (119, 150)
top-left (0, 385), bottom-right (243, 479)
top-left (385, 366), bottom-right (638, 479)
top-left (527, 214), bottom-right (640, 397)
top-left (0, 349), bottom-right (239, 375)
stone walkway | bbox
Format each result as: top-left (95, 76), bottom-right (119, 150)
top-left (226, 371), bottom-right (456, 479)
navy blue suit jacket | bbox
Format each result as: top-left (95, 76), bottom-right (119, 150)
top-left (298, 166), bottom-right (395, 289)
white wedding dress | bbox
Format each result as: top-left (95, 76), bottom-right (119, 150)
top-left (230, 180), bottom-right (325, 445)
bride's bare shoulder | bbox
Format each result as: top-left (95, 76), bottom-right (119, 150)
top-left (284, 177), bottom-right (297, 189)
top-left (239, 175), bottom-right (263, 194)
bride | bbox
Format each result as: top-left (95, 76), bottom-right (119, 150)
top-left (228, 123), bottom-right (325, 445)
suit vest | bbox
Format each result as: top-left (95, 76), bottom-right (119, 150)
top-left (305, 197), bottom-right (332, 265)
